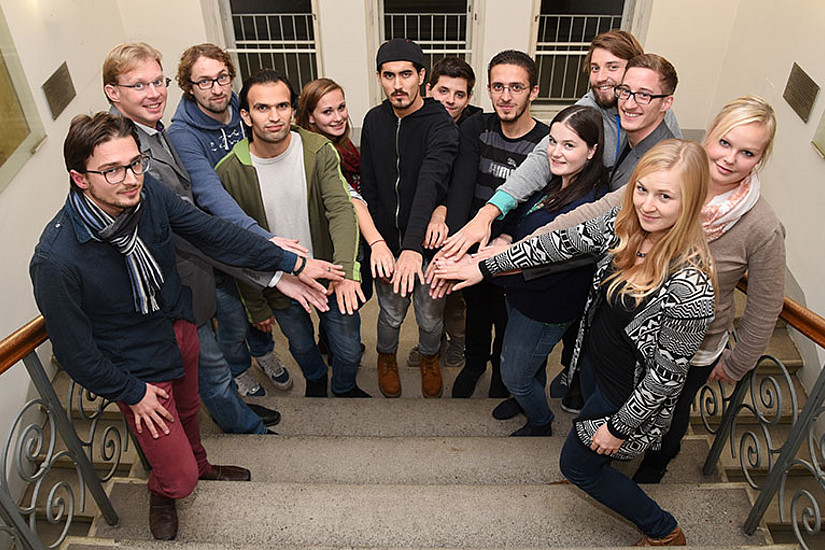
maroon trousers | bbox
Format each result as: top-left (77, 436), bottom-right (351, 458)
top-left (117, 320), bottom-right (211, 499)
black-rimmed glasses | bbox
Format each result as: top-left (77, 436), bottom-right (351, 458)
top-left (113, 78), bottom-right (171, 92)
top-left (190, 73), bottom-right (232, 89)
top-left (84, 155), bottom-right (151, 184)
top-left (614, 85), bottom-right (670, 105)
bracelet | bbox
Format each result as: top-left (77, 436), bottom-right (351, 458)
top-left (369, 238), bottom-right (385, 248)
top-left (293, 255), bottom-right (307, 275)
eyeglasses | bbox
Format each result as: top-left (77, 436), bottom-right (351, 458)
top-left (113, 77), bottom-right (171, 92)
top-left (614, 85), bottom-right (670, 105)
top-left (190, 73), bottom-right (232, 90)
top-left (489, 83), bottom-right (530, 96)
top-left (84, 155), bottom-right (150, 184)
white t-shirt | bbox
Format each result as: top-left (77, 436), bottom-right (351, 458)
top-left (251, 131), bottom-right (314, 257)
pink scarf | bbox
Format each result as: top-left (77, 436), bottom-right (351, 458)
top-left (702, 171), bottom-right (761, 242)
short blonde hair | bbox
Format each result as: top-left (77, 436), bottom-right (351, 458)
top-left (703, 95), bottom-right (776, 169)
top-left (103, 42), bottom-right (163, 89)
top-left (607, 139), bottom-right (714, 304)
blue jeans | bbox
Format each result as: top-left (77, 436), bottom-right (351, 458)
top-left (215, 271), bottom-right (274, 377)
top-left (272, 296), bottom-right (362, 394)
top-left (196, 323), bottom-right (267, 434)
top-left (559, 381), bottom-right (677, 539)
top-left (374, 268), bottom-right (445, 356)
top-left (500, 303), bottom-right (573, 426)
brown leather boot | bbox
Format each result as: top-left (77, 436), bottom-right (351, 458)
top-left (149, 492), bottom-right (177, 540)
top-left (634, 525), bottom-right (686, 546)
top-left (419, 352), bottom-right (443, 398)
top-left (377, 352), bottom-right (401, 397)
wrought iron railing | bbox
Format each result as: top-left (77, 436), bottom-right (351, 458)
top-left (534, 14), bottom-right (622, 102)
top-left (0, 317), bottom-right (120, 550)
top-left (700, 279), bottom-right (825, 549)
top-left (228, 12), bottom-right (318, 91)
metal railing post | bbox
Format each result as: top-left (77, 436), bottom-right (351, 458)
top-left (743, 360), bottom-right (825, 534)
top-left (702, 373), bottom-right (751, 475)
top-left (21, 352), bottom-right (119, 526)
top-left (0, 488), bottom-right (46, 550)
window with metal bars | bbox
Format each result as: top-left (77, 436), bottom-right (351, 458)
top-left (534, 0), bottom-right (624, 102)
top-left (224, 0), bottom-right (318, 92)
top-left (382, 0), bottom-right (471, 72)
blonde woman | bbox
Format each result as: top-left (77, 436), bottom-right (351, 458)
top-left (436, 139), bottom-right (716, 545)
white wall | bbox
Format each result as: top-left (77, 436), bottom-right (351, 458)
top-left (643, 0), bottom-right (740, 131)
top-left (316, 0), bottom-right (373, 141)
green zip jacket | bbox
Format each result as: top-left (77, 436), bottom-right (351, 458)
top-left (216, 127), bottom-right (360, 320)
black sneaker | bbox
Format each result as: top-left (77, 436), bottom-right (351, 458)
top-left (492, 398), bottom-right (524, 420)
top-left (333, 386), bottom-right (372, 398)
top-left (305, 373), bottom-right (328, 397)
top-left (510, 421), bottom-right (553, 437)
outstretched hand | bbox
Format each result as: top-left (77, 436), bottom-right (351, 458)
top-left (331, 279), bottom-right (366, 315)
top-left (295, 257), bottom-right (345, 292)
top-left (275, 273), bottom-right (330, 313)
top-left (391, 250), bottom-right (424, 297)
top-left (432, 254), bottom-right (484, 293)
top-left (129, 384), bottom-right (174, 439)
top-left (439, 204), bottom-right (500, 258)
top-left (270, 236), bottom-right (309, 257)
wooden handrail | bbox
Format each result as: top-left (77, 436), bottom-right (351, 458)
top-left (736, 278), bottom-right (825, 349)
top-left (0, 316), bottom-right (47, 375)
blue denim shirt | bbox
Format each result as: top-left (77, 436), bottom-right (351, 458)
top-left (30, 175), bottom-right (297, 405)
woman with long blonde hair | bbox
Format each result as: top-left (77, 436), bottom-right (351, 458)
top-left (436, 139), bottom-right (716, 545)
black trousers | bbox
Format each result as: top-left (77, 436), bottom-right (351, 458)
top-left (462, 280), bottom-right (508, 374)
top-left (643, 358), bottom-right (719, 467)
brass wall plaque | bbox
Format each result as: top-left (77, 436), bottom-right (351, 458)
top-left (783, 62), bottom-right (819, 123)
top-left (42, 61), bottom-right (76, 120)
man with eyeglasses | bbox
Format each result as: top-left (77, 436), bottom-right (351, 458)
top-left (437, 50), bottom-right (547, 399)
top-left (31, 113), bottom-right (337, 540)
top-left (102, 43), bottom-right (305, 438)
top-left (607, 53), bottom-right (678, 190)
top-left (167, 44), bottom-right (293, 402)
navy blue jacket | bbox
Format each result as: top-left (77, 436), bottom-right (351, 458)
top-left (360, 98), bottom-right (458, 256)
top-left (30, 176), bottom-right (297, 405)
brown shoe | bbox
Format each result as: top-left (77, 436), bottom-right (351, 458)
top-left (199, 464), bottom-right (251, 482)
top-left (634, 525), bottom-right (686, 546)
top-left (419, 352), bottom-right (443, 398)
top-left (149, 493), bottom-right (177, 540)
top-left (377, 352), bottom-right (401, 397)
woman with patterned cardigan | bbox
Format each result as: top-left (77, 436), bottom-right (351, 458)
top-left (435, 139), bottom-right (716, 546)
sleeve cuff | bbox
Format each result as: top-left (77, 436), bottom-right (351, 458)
top-left (607, 417), bottom-right (630, 440)
top-left (479, 260), bottom-right (494, 280)
top-left (267, 271), bottom-right (284, 287)
top-left (488, 191), bottom-right (517, 219)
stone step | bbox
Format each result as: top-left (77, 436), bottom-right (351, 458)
top-left (66, 540), bottom-right (798, 550)
top-left (65, 539), bottom-right (799, 550)
top-left (198, 433), bottom-right (719, 486)
top-left (91, 479), bottom-right (769, 548)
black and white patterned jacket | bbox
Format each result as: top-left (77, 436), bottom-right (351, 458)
top-left (481, 206), bottom-right (715, 460)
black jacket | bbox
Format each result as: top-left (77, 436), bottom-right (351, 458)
top-left (360, 97), bottom-right (458, 256)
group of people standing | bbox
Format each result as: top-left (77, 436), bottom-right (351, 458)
top-left (31, 28), bottom-right (786, 547)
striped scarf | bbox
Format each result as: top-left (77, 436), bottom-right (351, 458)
top-left (69, 188), bottom-right (165, 314)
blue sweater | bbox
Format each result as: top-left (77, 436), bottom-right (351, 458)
top-left (30, 176), bottom-right (296, 405)
top-left (167, 93), bottom-right (271, 238)
top-left (496, 185), bottom-right (601, 324)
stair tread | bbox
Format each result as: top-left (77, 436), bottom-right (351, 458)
top-left (92, 480), bottom-right (769, 548)
top-left (199, 434), bottom-right (718, 486)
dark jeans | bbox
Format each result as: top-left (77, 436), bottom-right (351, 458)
top-left (462, 280), bottom-right (508, 374)
top-left (641, 357), bottom-right (718, 468)
top-left (559, 380), bottom-right (678, 539)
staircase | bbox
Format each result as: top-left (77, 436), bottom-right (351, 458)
top-left (48, 297), bottom-right (808, 549)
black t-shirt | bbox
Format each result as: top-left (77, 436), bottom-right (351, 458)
top-left (587, 277), bottom-right (648, 408)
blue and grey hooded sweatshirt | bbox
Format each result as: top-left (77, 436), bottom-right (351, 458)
top-left (168, 92), bottom-right (271, 238)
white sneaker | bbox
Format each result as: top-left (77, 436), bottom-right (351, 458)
top-left (234, 370), bottom-right (265, 397)
top-left (256, 352), bottom-right (293, 391)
